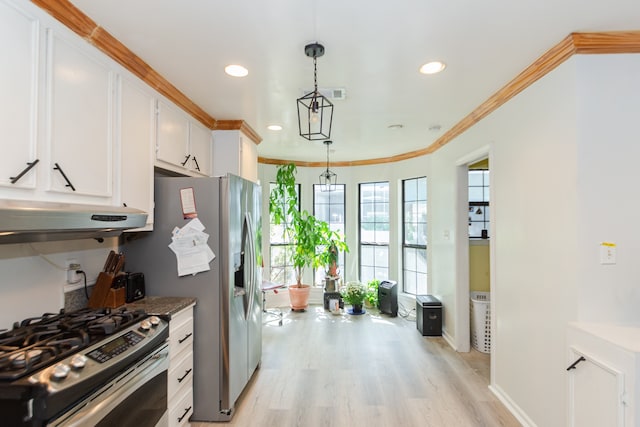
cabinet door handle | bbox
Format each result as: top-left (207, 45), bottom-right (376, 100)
top-left (177, 406), bottom-right (192, 422)
top-left (566, 356), bottom-right (586, 371)
top-left (181, 154), bottom-right (191, 166)
top-left (178, 332), bottom-right (193, 344)
top-left (177, 368), bottom-right (192, 383)
top-left (53, 163), bottom-right (76, 191)
top-left (192, 156), bottom-right (200, 171)
top-left (10, 159), bottom-right (39, 184)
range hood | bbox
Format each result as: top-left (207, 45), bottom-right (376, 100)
top-left (0, 199), bottom-right (148, 244)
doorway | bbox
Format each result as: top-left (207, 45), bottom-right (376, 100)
top-left (454, 146), bottom-right (492, 385)
top-left (467, 158), bottom-right (491, 383)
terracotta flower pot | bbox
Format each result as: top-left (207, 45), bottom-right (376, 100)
top-left (289, 284), bottom-right (311, 311)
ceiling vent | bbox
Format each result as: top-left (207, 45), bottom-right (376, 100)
top-left (301, 87), bottom-right (346, 100)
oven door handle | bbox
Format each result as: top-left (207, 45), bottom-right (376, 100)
top-left (48, 344), bottom-right (169, 427)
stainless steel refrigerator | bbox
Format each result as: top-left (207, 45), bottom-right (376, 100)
top-left (124, 174), bottom-right (262, 421)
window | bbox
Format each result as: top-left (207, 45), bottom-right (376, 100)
top-left (468, 169), bottom-right (490, 238)
top-left (313, 184), bottom-right (346, 284)
top-left (402, 177), bottom-right (427, 295)
top-left (359, 182), bottom-right (389, 283)
top-left (269, 182), bottom-right (300, 285)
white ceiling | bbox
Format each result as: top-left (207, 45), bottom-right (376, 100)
top-left (68, 0), bottom-right (640, 163)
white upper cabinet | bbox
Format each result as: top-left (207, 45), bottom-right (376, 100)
top-left (0, 1), bottom-right (40, 193)
top-left (212, 129), bottom-right (258, 182)
top-left (156, 99), bottom-right (190, 171)
top-left (45, 28), bottom-right (114, 202)
top-left (156, 99), bottom-right (211, 176)
top-left (118, 75), bottom-right (155, 229)
top-left (189, 121), bottom-right (212, 176)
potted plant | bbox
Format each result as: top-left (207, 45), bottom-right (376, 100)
top-left (269, 163), bottom-right (348, 310)
top-left (340, 281), bottom-right (367, 314)
top-left (319, 237), bottom-right (349, 292)
top-left (365, 279), bottom-right (380, 308)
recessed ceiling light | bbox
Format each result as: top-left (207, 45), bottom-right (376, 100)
top-left (225, 64), bottom-right (248, 77)
top-left (419, 61), bottom-right (446, 75)
top-left (267, 124), bottom-right (282, 131)
top-left (388, 124), bottom-right (404, 130)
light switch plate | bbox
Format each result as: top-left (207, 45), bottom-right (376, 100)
top-left (600, 242), bottom-right (616, 265)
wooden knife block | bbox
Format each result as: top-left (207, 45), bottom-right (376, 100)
top-left (103, 287), bottom-right (126, 308)
top-left (87, 272), bottom-right (115, 308)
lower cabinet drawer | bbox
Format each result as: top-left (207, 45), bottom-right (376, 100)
top-left (169, 316), bottom-right (194, 356)
top-left (169, 381), bottom-right (194, 427)
top-left (168, 349), bottom-right (194, 401)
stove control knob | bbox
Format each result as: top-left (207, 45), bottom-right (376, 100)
top-left (51, 363), bottom-right (70, 381)
top-left (139, 319), bottom-right (152, 331)
top-left (149, 316), bottom-right (161, 327)
top-left (70, 354), bottom-right (88, 370)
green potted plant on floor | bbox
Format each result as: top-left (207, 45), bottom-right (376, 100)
top-left (270, 163), bottom-right (348, 310)
top-left (341, 281), bottom-right (367, 314)
top-left (365, 278), bottom-right (380, 308)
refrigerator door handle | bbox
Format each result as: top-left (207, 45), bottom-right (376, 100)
top-left (244, 212), bottom-right (256, 319)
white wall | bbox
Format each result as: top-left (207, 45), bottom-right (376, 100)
top-left (434, 58), bottom-right (580, 426)
top-left (0, 239), bottom-right (118, 330)
top-left (575, 54), bottom-right (640, 323)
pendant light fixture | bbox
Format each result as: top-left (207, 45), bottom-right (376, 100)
top-left (319, 140), bottom-right (337, 192)
top-left (297, 42), bottom-right (333, 141)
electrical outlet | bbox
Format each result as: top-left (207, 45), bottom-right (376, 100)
top-left (66, 259), bottom-right (81, 284)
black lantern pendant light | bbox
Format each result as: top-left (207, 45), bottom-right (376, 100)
top-left (297, 43), bottom-right (333, 141)
top-left (319, 140), bottom-right (337, 192)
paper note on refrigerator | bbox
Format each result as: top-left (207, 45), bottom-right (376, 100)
top-left (169, 218), bottom-right (216, 276)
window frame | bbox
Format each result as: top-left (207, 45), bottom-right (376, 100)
top-left (401, 176), bottom-right (428, 295)
top-left (269, 182), bottom-right (300, 286)
top-left (313, 184), bottom-right (347, 284)
top-left (358, 181), bottom-right (390, 284)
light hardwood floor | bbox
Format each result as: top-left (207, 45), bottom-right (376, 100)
top-left (192, 305), bottom-right (521, 427)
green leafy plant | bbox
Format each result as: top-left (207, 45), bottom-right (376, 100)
top-left (365, 279), bottom-right (380, 307)
top-left (269, 163), bottom-right (348, 287)
top-left (340, 281), bottom-right (367, 306)
top-left (319, 238), bottom-right (349, 277)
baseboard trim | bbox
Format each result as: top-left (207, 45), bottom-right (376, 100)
top-left (489, 383), bottom-right (537, 427)
top-left (442, 329), bottom-right (457, 350)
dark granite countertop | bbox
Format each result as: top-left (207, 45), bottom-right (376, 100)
top-left (124, 296), bottom-right (196, 318)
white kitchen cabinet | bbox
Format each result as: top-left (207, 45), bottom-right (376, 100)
top-left (156, 100), bottom-right (210, 176)
top-left (118, 75), bottom-right (155, 229)
top-left (567, 323), bottom-right (640, 427)
top-left (168, 304), bottom-right (195, 427)
top-left (189, 121), bottom-right (213, 176)
top-left (156, 99), bottom-right (190, 172)
top-left (212, 129), bottom-right (258, 182)
top-left (0, 0), bottom-right (40, 194)
top-left (45, 27), bottom-right (114, 203)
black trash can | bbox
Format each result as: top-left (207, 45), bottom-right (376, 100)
top-left (416, 295), bottom-right (442, 336)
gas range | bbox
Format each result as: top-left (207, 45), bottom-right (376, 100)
top-left (0, 307), bottom-right (169, 426)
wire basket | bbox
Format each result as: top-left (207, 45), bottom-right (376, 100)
top-left (470, 291), bottom-right (491, 353)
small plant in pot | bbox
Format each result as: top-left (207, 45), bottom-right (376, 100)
top-left (341, 281), bottom-right (367, 315)
top-left (319, 238), bottom-right (349, 292)
top-left (269, 163), bottom-right (348, 310)
top-left (365, 279), bottom-right (380, 308)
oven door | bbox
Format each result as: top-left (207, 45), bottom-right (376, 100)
top-left (48, 343), bottom-right (169, 427)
